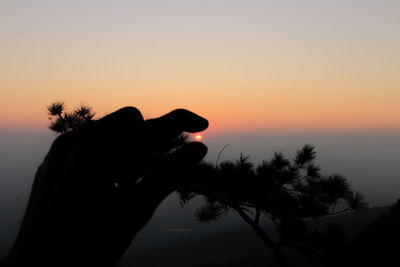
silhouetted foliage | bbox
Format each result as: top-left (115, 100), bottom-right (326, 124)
top-left (47, 101), bottom-right (65, 117)
top-left (178, 145), bottom-right (367, 267)
top-left (47, 102), bottom-right (95, 133)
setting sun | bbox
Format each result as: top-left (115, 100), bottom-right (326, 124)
top-left (195, 135), bottom-right (202, 141)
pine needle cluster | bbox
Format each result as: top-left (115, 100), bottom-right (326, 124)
top-left (47, 102), bottom-right (95, 133)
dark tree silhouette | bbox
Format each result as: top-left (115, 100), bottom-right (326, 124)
top-left (47, 102), bottom-right (95, 133)
top-left (178, 145), bottom-right (367, 267)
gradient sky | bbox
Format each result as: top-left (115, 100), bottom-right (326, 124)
top-left (1, 0), bottom-right (399, 133)
top-left (1, 2), bottom-right (400, 258)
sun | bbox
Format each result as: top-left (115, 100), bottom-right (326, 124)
top-left (195, 135), bottom-right (202, 141)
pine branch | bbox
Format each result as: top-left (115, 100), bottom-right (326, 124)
top-left (216, 144), bottom-right (229, 167)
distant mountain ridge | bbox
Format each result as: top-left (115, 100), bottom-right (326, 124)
top-left (117, 205), bottom-right (391, 267)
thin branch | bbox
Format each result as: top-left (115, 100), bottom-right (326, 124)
top-left (216, 144), bottom-right (229, 167)
top-left (293, 175), bottom-right (310, 183)
top-left (329, 207), bottom-right (351, 216)
top-left (234, 205), bottom-right (289, 267)
top-left (234, 205), bottom-right (275, 247)
top-left (215, 207), bottom-right (230, 217)
top-left (331, 199), bottom-right (338, 214)
top-left (241, 206), bottom-right (254, 214)
top-left (234, 205), bottom-right (255, 225)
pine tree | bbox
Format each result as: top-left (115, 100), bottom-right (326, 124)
top-left (178, 145), bottom-right (367, 267)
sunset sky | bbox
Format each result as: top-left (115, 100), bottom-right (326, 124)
top-left (1, 1), bottom-right (399, 134)
top-left (1, 4), bottom-right (400, 259)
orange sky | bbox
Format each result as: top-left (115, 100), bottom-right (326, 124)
top-left (1, 1), bottom-right (399, 133)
